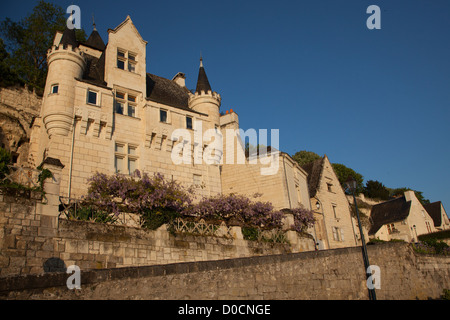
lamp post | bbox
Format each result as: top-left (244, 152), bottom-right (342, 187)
top-left (345, 176), bottom-right (376, 300)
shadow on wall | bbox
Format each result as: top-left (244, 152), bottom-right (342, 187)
top-left (43, 257), bottom-right (66, 273)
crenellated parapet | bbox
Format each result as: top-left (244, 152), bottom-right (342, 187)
top-left (188, 90), bottom-right (221, 103)
top-left (46, 43), bottom-right (86, 70)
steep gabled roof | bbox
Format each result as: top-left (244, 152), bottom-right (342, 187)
top-left (423, 201), bottom-right (443, 227)
top-left (368, 196), bottom-right (412, 235)
top-left (301, 157), bottom-right (325, 198)
top-left (108, 15), bottom-right (147, 45)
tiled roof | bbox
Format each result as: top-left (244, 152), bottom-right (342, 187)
top-left (368, 196), bottom-right (411, 235)
top-left (301, 158), bottom-right (324, 198)
top-left (423, 201), bottom-right (443, 227)
top-left (81, 53), bottom-right (107, 87)
top-left (84, 30), bottom-right (106, 51)
top-left (60, 27), bottom-right (78, 48)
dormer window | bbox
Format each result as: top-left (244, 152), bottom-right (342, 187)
top-left (117, 49), bottom-right (137, 73)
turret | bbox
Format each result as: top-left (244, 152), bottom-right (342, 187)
top-left (188, 57), bottom-right (221, 130)
top-left (42, 27), bottom-right (86, 138)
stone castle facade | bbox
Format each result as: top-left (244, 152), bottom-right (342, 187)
top-left (5, 16), bottom-right (445, 251)
top-left (27, 16), bottom-right (311, 213)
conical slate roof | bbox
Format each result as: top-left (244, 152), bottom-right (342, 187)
top-left (60, 27), bottom-right (78, 48)
top-left (195, 57), bottom-right (212, 93)
top-left (85, 29), bottom-right (106, 51)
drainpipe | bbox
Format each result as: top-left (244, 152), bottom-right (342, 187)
top-left (67, 116), bottom-right (77, 200)
top-left (282, 154), bottom-right (292, 209)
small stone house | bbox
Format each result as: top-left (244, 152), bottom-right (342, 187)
top-left (368, 190), bottom-right (437, 242)
top-left (301, 155), bottom-right (358, 249)
top-left (423, 201), bottom-right (450, 231)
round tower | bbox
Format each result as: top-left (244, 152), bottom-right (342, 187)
top-left (188, 57), bottom-right (221, 130)
top-left (42, 28), bottom-right (86, 138)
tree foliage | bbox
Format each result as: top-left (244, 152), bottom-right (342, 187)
top-left (0, 147), bottom-right (12, 180)
top-left (389, 187), bottom-right (430, 205)
top-left (0, 0), bottom-right (86, 93)
top-left (292, 150), bottom-right (321, 167)
top-left (364, 180), bottom-right (390, 200)
top-left (331, 163), bottom-right (364, 194)
top-left (0, 39), bottom-right (22, 87)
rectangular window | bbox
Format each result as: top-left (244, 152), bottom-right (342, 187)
top-left (128, 146), bottom-right (136, 156)
top-left (128, 105), bottom-right (136, 118)
top-left (117, 59), bottom-right (125, 70)
top-left (116, 92), bottom-right (125, 100)
top-left (117, 49), bottom-right (137, 73)
top-left (115, 144), bottom-right (124, 153)
top-left (115, 156), bottom-right (124, 173)
top-left (128, 158), bottom-right (136, 174)
top-left (115, 101), bottom-right (124, 115)
top-left (51, 84), bottom-right (58, 94)
top-left (87, 90), bottom-right (97, 105)
top-left (117, 49), bottom-right (126, 70)
top-left (193, 174), bottom-right (202, 186)
top-left (115, 91), bottom-right (137, 118)
top-left (332, 227), bottom-right (340, 241)
top-left (332, 205), bottom-right (338, 219)
top-left (332, 227), bottom-right (344, 241)
top-left (426, 221), bottom-right (432, 233)
top-left (387, 223), bottom-right (395, 234)
top-left (115, 143), bottom-right (138, 175)
top-left (160, 109), bottom-right (167, 123)
top-left (186, 116), bottom-right (193, 130)
top-left (327, 183), bottom-right (333, 192)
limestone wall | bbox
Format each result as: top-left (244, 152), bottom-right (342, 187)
top-left (0, 193), bottom-right (315, 277)
top-left (0, 86), bottom-right (42, 166)
top-left (1, 242), bottom-right (449, 300)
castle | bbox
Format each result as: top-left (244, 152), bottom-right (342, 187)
top-left (21, 16), bottom-right (447, 251)
top-left (28, 16), bottom-right (312, 214)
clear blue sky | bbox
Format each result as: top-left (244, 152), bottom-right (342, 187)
top-left (2, 0), bottom-right (450, 210)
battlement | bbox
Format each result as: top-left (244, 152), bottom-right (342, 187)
top-left (48, 43), bottom-right (84, 55)
top-left (188, 90), bottom-right (221, 102)
top-left (46, 43), bottom-right (86, 69)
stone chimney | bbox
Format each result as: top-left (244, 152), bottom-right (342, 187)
top-left (404, 190), bottom-right (416, 202)
top-left (172, 72), bottom-right (186, 87)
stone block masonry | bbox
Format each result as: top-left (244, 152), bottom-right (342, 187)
top-left (1, 242), bottom-right (449, 300)
top-left (0, 193), bottom-right (315, 277)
